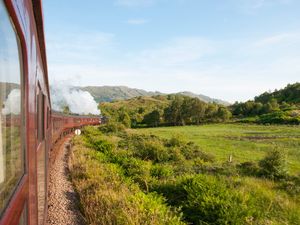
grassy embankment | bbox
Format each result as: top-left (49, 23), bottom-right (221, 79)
top-left (70, 123), bottom-right (300, 224)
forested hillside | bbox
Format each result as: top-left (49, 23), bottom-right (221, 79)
top-left (255, 83), bottom-right (300, 104)
top-left (100, 94), bottom-right (231, 127)
top-left (100, 83), bottom-right (300, 126)
top-left (231, 83), bottom-right (300, 124)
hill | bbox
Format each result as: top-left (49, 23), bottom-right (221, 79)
top-left (80, 85), bottom-right (230, 105)
top-left (177, 91), bottom-right (230, 106)
top-left (254, 82), bottom-right (300, 104)
top-left (231, 82), bottom-right (300, 124)
top-left (80, 86), bottom-right (161, 103)
top-left (100, 95), bottom-right (170, 126)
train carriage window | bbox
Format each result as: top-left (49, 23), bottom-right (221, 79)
top-left (0, 1), bottom-right (25, 216)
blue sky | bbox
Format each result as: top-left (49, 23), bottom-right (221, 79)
top-left (43, 0), bottom-right (300, 102)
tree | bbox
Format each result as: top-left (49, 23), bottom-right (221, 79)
top-left (205, 103), bottom-right (218, 120)
top-left (118, 110), bottom-right (131, 128)
top-left (216, 107), bottom-right (232, 122)
top-left (143, 110), bottom-right (160, 127)
top-left (164, 95), bottom-right (185, 125)
top-left (190, 98), bottom-right (206, 124)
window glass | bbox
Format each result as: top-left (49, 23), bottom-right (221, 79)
top-left (0, 1), bottom-right (24, 215)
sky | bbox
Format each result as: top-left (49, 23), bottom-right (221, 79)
top-left (43, 0), bottom-right (300, 103)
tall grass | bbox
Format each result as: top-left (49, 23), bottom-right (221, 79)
top-left (70, 136), bottom-right (185, 225)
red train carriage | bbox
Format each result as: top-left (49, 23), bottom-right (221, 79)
top-left (0, 1), bottom-right (100, 224)
top-left (51, 111), bottom-right (101, 144)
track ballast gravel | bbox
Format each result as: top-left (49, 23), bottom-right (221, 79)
top-left (47, 137), bottom-right (85, 225)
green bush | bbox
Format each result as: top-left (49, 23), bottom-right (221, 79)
top-left (150, 164), bottom-right (174, 179)
top-left (118, 157), bottom-right (151, 189)
top-left (237, 161), bottom-right (260, 176)
top-left (182, 175), bottom-right (249, 224)
top-left (130, 136), bottom-right (170, 163)
top-left (167, 135), bottom-right (187, 147)
top-left (180, 142), bottom-right (215, 162)
top-left (153, 175), bottom-right (254, 224)
top-left (167, 147), bottom-right (185, 161)
top-left (259, 148), bottom-right (288, 180)
top-left (99, 121), bottom-right (126, 134)
top-left (279, 178), bottom-right (300, 196)
top-left (70, 138), bottom-right (185, 225)
top-left (258, 111), bottom-right (300, 125)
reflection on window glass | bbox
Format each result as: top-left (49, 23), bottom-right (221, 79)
top-left (0, 1), bottom-right (24, 216)
top-left (18, 203), bottom-right (28, 225)
top-left (37, 146), bottom-right (45, 225)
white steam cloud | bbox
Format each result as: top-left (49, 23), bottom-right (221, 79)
top-left (2, 89), bottom-right (21, 115)
top-left (51, 83), bottom-right (100, 115)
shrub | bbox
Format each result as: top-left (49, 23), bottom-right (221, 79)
top-left (119, 157), bottom-right (152, 189)
top-left (258, 111), bottom-right (300, 125)
top-left (180, 142), bottom-right (215, 162)
top-left (150, 164), bottom-right (174, 179)
top-left (153, 175), bottom-right (253, 224)
top-left (259, 148), bottom-right (288, 180)
top-left (99, 121), bottom-right (126, 134)
top-left (167, 135), bottom-right (187, 147)
top-left (168, 147), bottom-right (185, 161)
top-left (182, 175), bottom-right (249, 224)
top-left (70, 136), bottom-right (185, 225)
top-left (132, 138), bottom-right (170, 163)
top-left (278, 175), bottom-right (300, 196)
top-left (237, 161), bottom-right (260, 176)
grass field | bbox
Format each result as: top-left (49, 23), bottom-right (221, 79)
top-left (136, 124), bottom-right (300, 175)
top-left (71, 124), bottom-right (300, 224)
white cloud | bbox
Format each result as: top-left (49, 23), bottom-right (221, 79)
top-left (126, 19), bottom-right (148, 25)
top-left (253, 33), bottom-right (297, 47)
top-left (46, 31), bottom-right (115, 64)
top-left (47, 30), bottom-right (300, 102)
top-left (136, 37), bottom-right (215, 66)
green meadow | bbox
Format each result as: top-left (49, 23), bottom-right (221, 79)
top-left (70, 123), bottom-right (300, 224)
top-left (137, 124), bottom-right (300, 175)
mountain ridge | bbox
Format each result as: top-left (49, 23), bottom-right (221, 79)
top-left (79, 85), bottom-right (231, 105)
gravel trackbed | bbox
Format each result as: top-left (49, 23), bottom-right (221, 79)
top-left (47, 137), bottom-right (85, 225)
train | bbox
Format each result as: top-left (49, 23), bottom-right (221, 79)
top-left (0, 1), bottom-right (101, 224)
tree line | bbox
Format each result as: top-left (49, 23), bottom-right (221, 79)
top-left (101, 94), bottom-right (232, 128)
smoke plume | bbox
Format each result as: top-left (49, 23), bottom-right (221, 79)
top-left (50, 83), bottom-right (100, 115)
top-left (2, 89), bottom-right (21, 115)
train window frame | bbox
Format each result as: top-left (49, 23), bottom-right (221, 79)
top-left (0, 0), bottom-right (26, 217)
top-left (36, 84), bottom-right (45, 142)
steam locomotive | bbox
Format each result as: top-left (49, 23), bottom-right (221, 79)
top-left (0, 1), bottom-right (100, 224)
